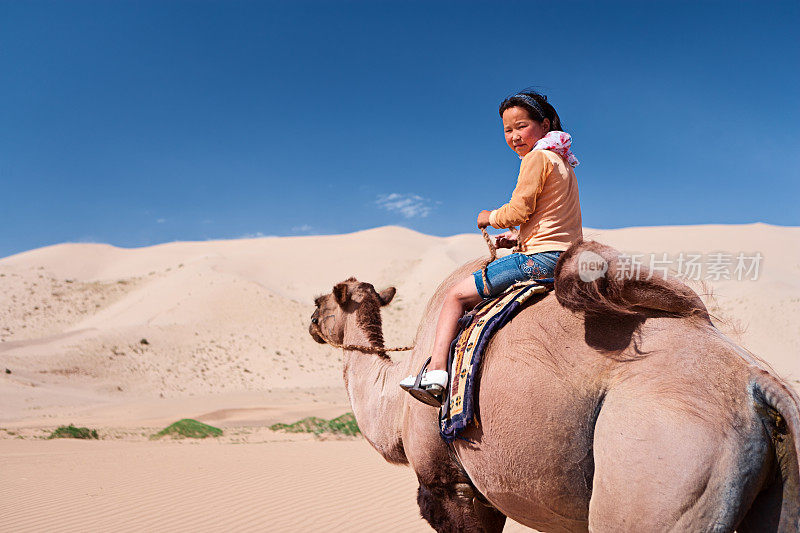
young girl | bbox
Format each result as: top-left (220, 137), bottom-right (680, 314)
top-left (400, 90), bottom-right (583, 405)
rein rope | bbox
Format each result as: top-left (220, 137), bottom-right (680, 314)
top-left (315, 313), bottom-right (415, 354)
top-left (479, 226), bottom-right (521, 295)
top-left (481, 227), bottom-right (498, 263)
top-left (319, 228), bottom-right (508, 354)
top-left (319, 337), bottom-right (417, 354)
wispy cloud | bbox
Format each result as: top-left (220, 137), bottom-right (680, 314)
top-left (291, 224), bottom-right (313, 233)
top-left (156, 218), bottom-right (166, 224)
top-left (237, 231), bottom-right (277, 239)
top-left (375, 193), bottom-right (433, 219)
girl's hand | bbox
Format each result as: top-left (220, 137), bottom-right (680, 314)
top-left (494, 230), bottom-right (518, 249)
top-left (477, 210), bottom-right (492, 229)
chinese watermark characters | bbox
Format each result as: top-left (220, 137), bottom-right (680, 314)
top-left (577, 251), bottom-right (763, 282)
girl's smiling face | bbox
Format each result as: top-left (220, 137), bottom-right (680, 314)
top-left (502, 106), bottom-right (550, 157)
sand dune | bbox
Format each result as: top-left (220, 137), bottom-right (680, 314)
top-left (0, 439), bottom-right (429, 532)
top-left (1, 223), bottom-right (798, 531)
top-left (0, 438), bottom-right (534, 532)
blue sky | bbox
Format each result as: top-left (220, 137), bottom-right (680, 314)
top-left (1, 1), bottom-right (798, 257)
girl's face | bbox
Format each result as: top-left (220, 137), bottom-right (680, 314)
top-left (502, 106), bottom-right (550, 157)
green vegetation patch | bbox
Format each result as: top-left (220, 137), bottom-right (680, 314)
top-left (151, 419), bottom-right (223, 440)
top-left (48, 424), bottom-right (99, 440)
top-left (270, 412), bottom-right (360, 436)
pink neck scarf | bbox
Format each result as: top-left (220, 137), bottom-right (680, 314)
top-left (531, 131), bottom-right (580, 167)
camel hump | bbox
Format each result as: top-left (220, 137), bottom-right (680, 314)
top-left (553, 239), bottom-right (709, 320)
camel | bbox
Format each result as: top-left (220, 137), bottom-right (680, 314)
top-left (308, 240), bottom-right (800, 532)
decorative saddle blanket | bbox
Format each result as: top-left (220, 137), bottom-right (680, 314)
top-left (439, 279), bottom-right (554, 443)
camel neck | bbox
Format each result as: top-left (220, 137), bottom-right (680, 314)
top-left (341, 313), bottom-right (411, 465)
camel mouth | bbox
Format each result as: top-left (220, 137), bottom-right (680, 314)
top-left (308, 325), bottom-right (327, 344)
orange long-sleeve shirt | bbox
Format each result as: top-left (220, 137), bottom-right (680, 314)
top-left (488, 149), bottom-right (582, 254)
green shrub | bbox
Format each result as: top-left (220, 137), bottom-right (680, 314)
top-left (48, 424), bottom-right (99, 440)
top-left (151, 419), bottom-right (223, 440)
top-left (270, 412), bottom-right (360, 436)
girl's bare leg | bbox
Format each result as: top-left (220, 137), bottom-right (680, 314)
top-left (427, 275), bottom-right (483, 371)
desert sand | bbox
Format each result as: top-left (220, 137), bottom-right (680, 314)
top-left (1, 224), bottom-right (798, 531)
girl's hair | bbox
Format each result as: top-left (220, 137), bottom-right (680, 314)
top-left (499, 90), bottom-right (564, 133)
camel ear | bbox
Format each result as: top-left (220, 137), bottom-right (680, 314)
top-left (333, 282), bottom-right (349, 306)
top-left (378, 287), bottom-right (396, 306)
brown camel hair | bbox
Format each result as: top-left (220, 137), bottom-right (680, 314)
top-left (308, 240), bottom-right (800, 532)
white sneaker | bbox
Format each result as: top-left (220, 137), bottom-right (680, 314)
top-left (399, 370), bottom-right (449, 390)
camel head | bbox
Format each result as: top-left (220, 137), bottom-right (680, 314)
top-left (308, 276), bottom-right (396, 346)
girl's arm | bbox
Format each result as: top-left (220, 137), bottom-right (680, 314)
top-left (476, 214), bottom-right (517, 248)
top-left (477, 210), bottom-right (491, 228)
top-left (488, 150), bottom-right (552, 229)
top-left (494, 230), bottom-right (518, 249)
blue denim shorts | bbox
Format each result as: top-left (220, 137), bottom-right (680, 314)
top-left (472, 251), bottom-right (562, 299)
